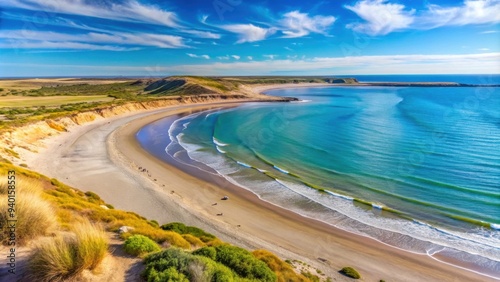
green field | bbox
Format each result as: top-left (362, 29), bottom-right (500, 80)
top-left (0, 95), bottom-right (114, 108)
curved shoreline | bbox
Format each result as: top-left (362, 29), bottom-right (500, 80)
top-left (28, 97), bottom-right (497, 281)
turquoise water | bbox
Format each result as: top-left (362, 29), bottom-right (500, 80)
top-left (157, 83), bottom-right (500, 276)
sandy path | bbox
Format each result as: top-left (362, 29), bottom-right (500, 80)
top-left (29, 99), bottom-right (497, 281)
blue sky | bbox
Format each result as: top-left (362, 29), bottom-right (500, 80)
top-left (0, 0), bottom-right (499, 77)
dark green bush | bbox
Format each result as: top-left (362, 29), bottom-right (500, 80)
top-left (339, 267), bottom-right (361, 279)
top-left (202, 245), bottom-right (276, 281)
top-left (143, 248), bottom-right (234, 282)
top-left (124, 235), bottom-right (161, 256)
top-left (161, 222), bottom-right (216, 242)
top-left (192, 246), bottom-right (216, 260)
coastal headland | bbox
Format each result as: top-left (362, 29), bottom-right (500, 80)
top-left (0, 77), bottom-right (497, 281)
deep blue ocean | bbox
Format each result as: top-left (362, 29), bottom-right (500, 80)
top-left (140, 75), bottom-right (500, 277)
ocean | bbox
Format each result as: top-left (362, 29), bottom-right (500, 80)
top-left (137, 75), bottom-right (500, 277)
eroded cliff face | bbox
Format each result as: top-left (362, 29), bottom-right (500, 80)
top-left (0, 95), bottom-right (281, 164)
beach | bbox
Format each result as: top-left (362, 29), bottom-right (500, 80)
top-left (27, 91), bottom-right (497, 281)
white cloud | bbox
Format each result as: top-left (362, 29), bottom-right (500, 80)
top-left (480, 30), bottom-right (499, 34)
top-left (187, 53), bottom-right (210, 59)
top-left (263, 54), bottom-right (278, 60)
top-left (217, 55), bottom-right (230, 60)
top-left (280, 11), bottom-right (336, 38)
top-left (6, 53), bottom-right (498, 76)
top-left (478, 48), bottom-right (490, 51)
top-left (0, 0), bottom-right (180, 27)
top-left (419, 0), bottom-right (500, 28)
top-left (345, 0), bottom-right (415, 36)
top-left (247, 56), bottom-right (253, 60)
top-left (284, 47), bottom-right (293, 51)
top-left (0, 40), bottom-right (135, 51)
top-left (231, 55), bottom-right (241, 60)
top-left (162, 52), bottom-right (500, 75)
top-left (181, 30), bottom-right (221, 39)
top-left (346, 0), bottom-right (500, 35)
top-left (220, 24), bottom-right (277, 43)
top-left (0, 30), bottom-right (186, 49)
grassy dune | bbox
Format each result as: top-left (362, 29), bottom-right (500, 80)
top-left (0, 162), bottom-right (328, 281)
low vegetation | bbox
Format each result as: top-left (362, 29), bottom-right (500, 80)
top-left (339, 266), bottom-right (361, 279)
top-left (0, 177), bottom-right (56, 245)
top-left (27, 220), bottom-right (108, 281)
top-left (0, 162), bottom-right (327, 281)
top-left (124, 234), bottom-right (161, 256)
top-left (253, 249), bottom-right (311, 282)
top-left (194, 245), bottom-right (277, 281)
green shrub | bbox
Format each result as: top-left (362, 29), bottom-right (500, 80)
top-left (161, 222), bottom-right (216, 243)
top-left (84, 191), bottom-right (101, 204)
top-left (143, 248), bottom-right (235, 282)
top-left (200, 245), bottom-right (277, 281)
top-left (192, 247), bottom-right (216, 260)
top-left (339, 267), bottom-right (361, 279)
top-left (124, 234), bottom-right (161, 256)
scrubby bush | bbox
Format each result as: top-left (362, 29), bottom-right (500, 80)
top-left (253, 249), bottom-right (311, 282)
top-left (194, 245), bottom-right (276, 281)
top-left (161, 222), bottom-right (216, 243)
top-left (182, 234), bottom-right (205, 248)
top-left (124, 234), bottom-right (161, 256)
top-left (27, 221), bottom-right (108, 281)
top-left (143, 248), bottom-right (235, 282)
top-left (84, 191), bottom-right (101, 204)
top-left (339, 267), bottom-right (361, 279)
top-left (192, 246), bottom-right (216, 260)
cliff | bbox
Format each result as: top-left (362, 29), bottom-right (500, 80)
top-left (0, 94), bottom-right (292, 164)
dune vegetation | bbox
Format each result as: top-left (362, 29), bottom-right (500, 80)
top-left (0, 161), bottom-right (327, 281)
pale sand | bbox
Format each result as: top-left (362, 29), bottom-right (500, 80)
top-left (28, 97), bottom-right (496, 281)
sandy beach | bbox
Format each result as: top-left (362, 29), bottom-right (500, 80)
top-left (27, 92), bottom-right (497, 281)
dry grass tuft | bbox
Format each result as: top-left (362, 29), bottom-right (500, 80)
top-left (27, 220), bottom-right (108, 281)
top-left (72, 221), bottom-right (108, 271)
top-left (0, 192), bottom-right (57, 245)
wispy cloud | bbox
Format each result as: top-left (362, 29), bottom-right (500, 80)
top-left (161, 52), bottom-right (500, 75)
top-left (187, 53), bottom-right (210, 59)
top-left (419, 0), bottom-right (500, 28)
top-left (5, 53), bottom-right (498, 76)
top-left (180, 29), bottom-right (221, 39)
top-left (0, 41), bottom-right (136, 51)
top-left (247, 56), bottom-right (253, 60)
top-left (346, 0), bottom-right (500, 35)
top-left (231, 55), bottom-right (241, 60)
top-left (0, 0), bottom-right (180, 27)
top-left (263, 54), bottom-right (278, 60)
top-left (217, 55), bottom-right (230, 60)
top-left (0, 30), bottom-right (186, 50)
top-left (279, 11), bottom-right (336, 37)
top-left (220, 24), bottom-right (277, 43)
top-left (345, 0), bottom-right (415, 36)
top-left (480, 30), bottom-right (499, 34)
